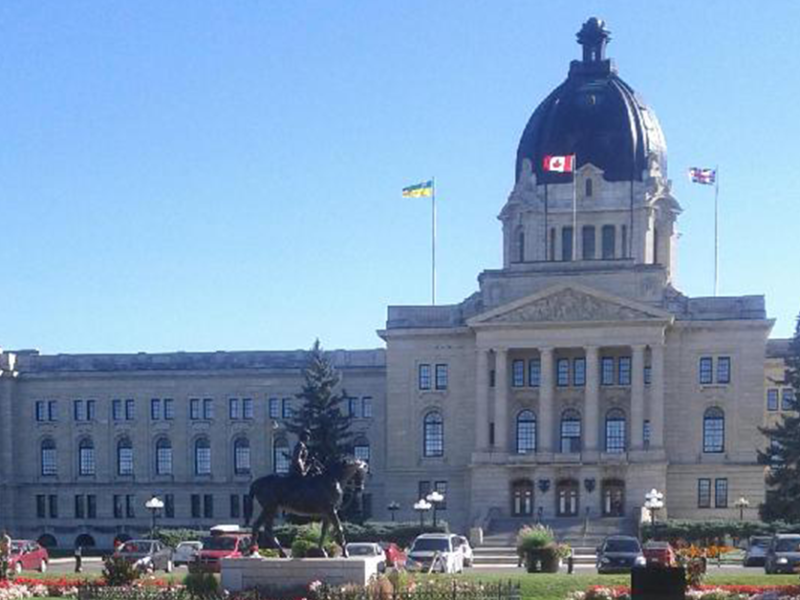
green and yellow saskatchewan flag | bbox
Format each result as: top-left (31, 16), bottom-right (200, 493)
top-left (402, 180), bottom-right (434, 198)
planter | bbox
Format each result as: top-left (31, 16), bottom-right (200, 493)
top-left (523, 545), bottom-right (561, 573)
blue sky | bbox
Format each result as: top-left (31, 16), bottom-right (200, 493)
top-left (1, 1), bottom-right (798, 353)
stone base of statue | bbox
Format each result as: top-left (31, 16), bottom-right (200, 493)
top-left (221, 556), bottom-right (378, 592)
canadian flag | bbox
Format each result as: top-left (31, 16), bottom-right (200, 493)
top-left (543, 155), bottom-right (575, 173)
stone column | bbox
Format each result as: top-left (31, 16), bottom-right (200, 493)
top-left (631, 345), bottom-right (646, 450)
top-left (475, 348), bottom-right (490, 449)
top-left (494, 348), bottom-right (509, 451)
top-left (584, 346), bottom-right (600, 452)
top-left (650, 343), bottom-right (665, 449)
top-left (539, 348), bottom-right (554, 453)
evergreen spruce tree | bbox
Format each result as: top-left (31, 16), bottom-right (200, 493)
top-left (286, 340), bottom-right (356, 468)
top-left (758, 312), bottom-right (800, 522)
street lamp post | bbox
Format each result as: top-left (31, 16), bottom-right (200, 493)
top-left (644, 488), bottom-right (664, 539)
top-left (145, 496), bottom-right (165, 539)
top-left (734, 497), bottom-right (750, 521)
top-left (426, 491), bottom-right (445, 528)
top-left (387, 501), bottom-right (400, 522)
top-left (413, 499), bottom-right (431, 528)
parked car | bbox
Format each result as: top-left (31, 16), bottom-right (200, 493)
top-left (194, 534), bottom-right (252, 573)
top-left (173, 541), bottom-right (203, 566)
top-left (743, 536), bottom-right (772, 567)
top-left (345, 543), bottom-right (386, 572)
top-left (642, 541), bottom-right (676, 567)
top-left (380, 542), bottom-right (407, 569)
top-left (765, 534), bottom-right (800, 574)
top-left (406, 534), bottom-right (464, 574)
top-left (454, 536), bottom-right (474, 567)
top-left (596, 536), bottom-right (646, 574)
top-left (9, 540), bottom-right (49, 574)
top-left (114, 540), bottom-right (174, 573)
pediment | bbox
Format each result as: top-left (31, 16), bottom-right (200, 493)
top-left (468, 284), bottom-right (672, 327)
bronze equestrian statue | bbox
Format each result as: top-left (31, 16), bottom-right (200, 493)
top-left (246, 446), bottom-right (368, 558)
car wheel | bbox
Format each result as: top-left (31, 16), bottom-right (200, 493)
top-left (39, 560), bottom-right (48, 573)
top-left (165, 559), bottom-right (174, 573)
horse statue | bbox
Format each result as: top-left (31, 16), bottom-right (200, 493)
top-left (246, 457), bottom-right (368, 557)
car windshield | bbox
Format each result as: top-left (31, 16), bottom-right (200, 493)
top-left (412, 539), bottom-right (449, 552)
top-left (604, 539), bottom-right (640, 553)
top-left (201, 537), bottom-right (238, 551)
top-left (750, 538), bottom-right (771, 548)
top-left (347, 545), bottom-right (376, 556)
top-left (121, 542), bottom-right (152, 554)
top-left (775, 538), bottom-right (800, 552)
top-left (178, 542), bottom-right (200, 549)
top-left (10, 542), bottom-right (24, 554)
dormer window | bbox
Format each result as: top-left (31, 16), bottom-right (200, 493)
top-left (585, 178), bottom-right (593, 197)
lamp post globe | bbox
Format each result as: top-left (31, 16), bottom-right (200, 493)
top-left (426, 491), bottom-right (445, 528)
top-left (387, 501), bottom-right (400, 522)
top-left (413, 499), bottom-right (431, 528)
top-left (145, 496), bottom-right (165, 538)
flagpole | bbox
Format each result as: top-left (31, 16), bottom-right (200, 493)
top-left (714, 166), bottom-right (719, 297)
top-left (431, 177), bottom-right (437, 306)
top-left (572, 155), bottom-right (578, 260)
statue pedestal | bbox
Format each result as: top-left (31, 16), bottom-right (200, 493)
top-left (221, 556), bottom-right (378, 592)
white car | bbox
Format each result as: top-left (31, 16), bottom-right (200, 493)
top-left (345, 543), bottom-right (386, 572)
top-left (407, 534), bottom-right (464, 574)
top-left (455, 535), bottom-right (473, 567)
top-left (173, 541), bottom-right (203, 566)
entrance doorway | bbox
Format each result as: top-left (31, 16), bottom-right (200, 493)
top-left (511, 480), bottom-right (534, 516)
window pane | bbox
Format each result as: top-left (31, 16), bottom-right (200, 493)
top-left (203, 399), bottom-right (214, 419)
top-left (601, 358), bottom-right (614, 385)
top-left (715, 479), bottom-right (728, 508)
top-left (195, 440), bottom-right (211, 475)
top-left (512, 360), bottom-right (525, 387)
top-left (703, 409), bottom-right (725, 453)
top-left (717, 357), bottom-right (731, 384)
top-left (605, 412), bottom-right (626, 453)
top-left (560, 412), bottom-right (581, 453)
top-left (782, 389), bottom-right (795, 411)
top-left (418, 364), bottom-right (431, 390)
top-left (435, 364), bottom-right (448, 390)
top-left (234, 439), bottom-right (251, 474)
top-left (156, 440), bottom-right (173, 475)
top-left (268, 398), bottom-right (280, 419)
top-left (573, 358), bottom-right (586, 387)
top-left (767, 389), bottom-right (779, 411)
top-left (282, 398), bottom-right (292, 419)
top-left (556, 359), bottom-right (570, 387)
top-left (529, 359), bottom-right (541, 387)
top-left (151, 399), bottom-right (161, 420)
top-left (698, 479), bottom-right (711, 508)
top-left (190, 398), bottom-right (201, 420)
top-left (118, 444), bottom-right (134, 475)
top-left (242, 398), bottom-right (253, 419)
top-left (362, 397), bottom-right (373, 418)
top-left (273, 442), bottom-right (290, 475)
top-left (112, 399), bottom-right (123, 421)
top-left (354, 443), bottom-right (371, 465)
top-left (699, 357), bottom-right (713, 384)
top-left (423, 412), bottom-right (444, 457)
top-left (125, 399), bottom-right (135, 420)
top-left (42, 442), bottom-right (57, 476)
top-left (516, 411), bottom-right (536, 454)
top-left (164, 398), bottom-right (174, 420)
top-left (229, 398), bottom-right (240, 420)
top-left (618, 357), bottom-right (631, 386)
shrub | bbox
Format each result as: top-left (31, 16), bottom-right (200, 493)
top-left (257, 548), bottom-right (281, 558)
top-left (516, 524), bottom-right (555, 553)
top-left (102, 555), bottom-right (141, 586)
top-left (271, 521), bottom-right (446, 550)
top-left (184, 571), bottom-right (219, 598)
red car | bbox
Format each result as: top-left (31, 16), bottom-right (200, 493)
top-left (192, 534), bottom-right (252, 573)
top-left (380, 542), bottom-right (407, 569)
top-left (643, 541), bottom-right (676, 567)
top-left (9, 540), bottom-right (49, 574)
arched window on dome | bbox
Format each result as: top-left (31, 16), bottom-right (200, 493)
top-left (703, 407), bottom-right (725, 453)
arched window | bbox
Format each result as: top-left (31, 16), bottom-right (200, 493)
top-left (156, 438), bottom-right (172, 475)
top-left (585, 178), bottom-right (593, 197)
top-left (273, 438), bottom-right (290, 475)
top-left (602, 225), bottom-right (616, 259)
top-left (234, 438), bottom-right (251, 475)
top-left (353, 438), bottom-right (371, 466)
top-left (423, 411), bottom-right (444, 457)
top-left (516, 410), bottom-right (536, 454)
top-left (78, 438), bottom-right (95, 476)
top-left (703, 407), bottom-right (725, 453)
top-left (514, 226), bottom-right (525, 263)
top-left (605, 409), bottom-right (626, 453)
top-left (117, 438), bottom-right (133, 475)
top-left (560, 409), bottom-right (582, 454)
top-left (75, 534), bottom-right (95, 548)
top-left (41, 439), bottom-right (57, 476)
top-left (195, 437), bottom-right (211, 475)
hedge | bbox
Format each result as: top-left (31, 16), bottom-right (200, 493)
top-left (641, 519), bottom-right (800, 544)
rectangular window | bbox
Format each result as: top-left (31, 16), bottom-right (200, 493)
top-left (643, 420), bottom-right (651, 449)
top-left (573, 358), bottom-right (586, 387)
top-left (203, 494), bottom-right (214, 519)
top-left (230, 494), bottom-right (241, 519)
top-left (48, 495), bottom-right (58, 518)
top-left (151, 398), bottom-right (161, 420)
top-left (35, 401), bottom-right (46, 422)
top-left (349, 397), bottom-right (360, 418)
top-left (717, 357), bottom-right (731, 384)
top-left (73, 400), bottom-right (85, 421)
top-left (282, 398), bottom-right (293, 419)
top-left (86, 399), bottom-right (96, 421)
top-left (229, 398), bottom-right (240, 420)
top-left (618, 357), bottom-right (632, 386)
top-left (698, 479), bottom-right (711, 508)
top-left (582, 225), bottom-right (596, 259)
top-left (190, 398), bottom-right (201, 420)
top-left (203, 398), bottom-right (214, 419)
top-left (435, 364), bottom-right (448, 390)
top-left (125, 399), bottom-right (135, 420)
top-left (561, 227), bottom-right (574, 261)
top-left (74, 495), bottom-right (85, 519)
top-left (418, 480), bottom-right (431, 500)
top-left (112, 399), bottom-right (123, 421)
top-left (242, 398), bottom-right (253, 420)
top-left (418, 364), bottom-right (432, 390)
top-left (512, 360), bottom-right (525, 387)
top-left (699, 357), bottom-right (713, 384)
top-left (644, 366), bottom-right (652, 385)
top-left (602, 225), bottom-right (616, 259)
top-left (87, 495), bottom-right (97, 519)
top-left (556, 359), bottom-right (570, 387)
top-left (191, 494), bottom-right (201, 519)
top-left (434, 481), bottom-right (448, 510)
top-left (164, 398), bottom-right (174, 420)
top-left (164, 494), bottom-right (175, 519)
top-left (268, 398), bottom-right (280, 419)
top-left (621, 225), bottom-right (628, 258)
top-left (601, 357), bottom-right (615, 386)
top-left (782, 389), bottom-right (795, 411)
top-left (529, 359), bottom-right (541, 387)
top-left (362, 397), bottom-right (373, 418)
top-left (36, 495), bottom-right (46, 519)
top-left (767, 389), bottom-right (779, 411)
top-left (113, 495), bottom-right (123, 519)
top-left (125, 495), bottom-right (135, 518)
top-left (715, 478), bottom-right (728, 508)
top-left (48, 400), bottom-right (58, 421)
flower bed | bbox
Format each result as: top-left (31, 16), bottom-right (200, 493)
top-left (567, 584), bottom-right (800, 600)
top-left (0, 577), bottom-right (178, 600)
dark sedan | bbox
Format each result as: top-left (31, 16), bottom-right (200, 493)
top-left (114, 539), bottom-right (174, 573)
top-left (597, 536), bottom-right (646, 574)
top-left (765, 534), bottom-right (800, 574)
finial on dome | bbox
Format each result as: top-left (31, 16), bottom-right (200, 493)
top-left (577, 17), bottom-right (611, 63)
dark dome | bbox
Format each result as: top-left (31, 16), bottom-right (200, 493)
top-left (516, 18), bottom-right (666, 184)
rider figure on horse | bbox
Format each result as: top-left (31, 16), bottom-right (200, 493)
top-left (291, 429), bottom-right (323, 478)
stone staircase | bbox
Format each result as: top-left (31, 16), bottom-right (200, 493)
top-left (472, 516), bottom-right (638, 569)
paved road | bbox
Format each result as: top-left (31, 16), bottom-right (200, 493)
top-left (40, 558), bottom-right (190, 577)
